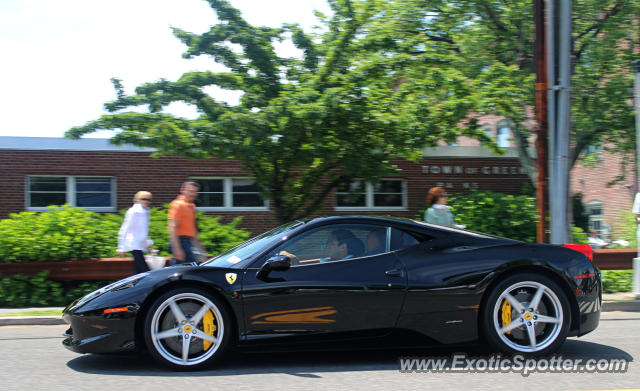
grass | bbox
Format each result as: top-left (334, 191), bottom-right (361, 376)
top-left (0, 309), bottom-right (62, 317)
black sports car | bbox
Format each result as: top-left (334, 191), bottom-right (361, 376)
top-left (62, 216), bottom-right (601, 369)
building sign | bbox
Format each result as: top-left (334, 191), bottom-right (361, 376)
top-left (421, 163), bottom-right (529, 192)
top-left (421, 165), bottom-right (528, 175)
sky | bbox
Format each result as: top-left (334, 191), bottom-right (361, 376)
top-left (0, 0), bottom-right (329, 139)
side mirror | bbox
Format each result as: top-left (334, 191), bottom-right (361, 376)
top-left (256, 255), bottom-right (291, 280)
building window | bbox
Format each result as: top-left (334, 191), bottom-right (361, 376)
top-left (335, 179), bottom-right (405, 210)
top-left (586, 200), bottom-right (604, 233)
top-left (194, 178), bottom-right (268, 210)
top-left (496, 119), bottom-right (512, 148)
top-left (583, 144), bottom-right (603, 164)
top-left (27, 176), bottom-right (115, 211)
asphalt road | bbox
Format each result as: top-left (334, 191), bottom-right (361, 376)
top-left (1, 311), bottom-right (638, 391)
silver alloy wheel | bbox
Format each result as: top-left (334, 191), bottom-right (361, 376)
top-left (149, 292), bottom-right (224, 366)
top-left (492, 280), bottom-right (563, 353)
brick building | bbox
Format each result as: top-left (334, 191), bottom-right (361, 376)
top-left (0, 136), bottom-right (531, 234)
top-left (570, 147), bottom-right (636, 237)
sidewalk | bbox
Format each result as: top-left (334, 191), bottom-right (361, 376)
top-left (0, 293), bottom-right (638, 326)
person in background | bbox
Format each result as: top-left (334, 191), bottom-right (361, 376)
top-left (168, 181), bottom-right (206, 264)
top-left (588, 229), bottom-right (608, 249)
top-left (118, 191), bottom-right (154, 274)
top-left (424, 186), bottom-right (456, 227)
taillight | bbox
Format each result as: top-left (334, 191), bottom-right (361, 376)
top-left (564, 243), bottom-right (593, 262)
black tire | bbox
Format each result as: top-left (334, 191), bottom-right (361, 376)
top-left (481, 273), bottom-right (571, 356)
top-left (143, 287), bottom-right (231, 370)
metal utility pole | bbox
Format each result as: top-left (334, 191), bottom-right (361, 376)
top-left (548, 0), bottom-right (571, 244)
top-left (535, 0), bottom-right (549, 243)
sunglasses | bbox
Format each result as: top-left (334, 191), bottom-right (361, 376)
top-left (140, 198), bottom-right (152, 201)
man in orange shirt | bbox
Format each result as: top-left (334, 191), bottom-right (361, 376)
top-left (168, 181), bottom-right (206, 264)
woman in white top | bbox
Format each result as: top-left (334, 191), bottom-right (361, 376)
top-left (118, 191), bottom-right (154, 274)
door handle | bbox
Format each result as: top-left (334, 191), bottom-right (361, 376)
top-left (385, 268), bottom-right (402, 277)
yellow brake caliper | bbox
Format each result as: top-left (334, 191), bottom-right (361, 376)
top-left (203, 310), bottom-right (216, 351)
top-left (501, 300), bottom-right (512, 335)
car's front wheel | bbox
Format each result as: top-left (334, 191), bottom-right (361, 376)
top-left (144, 287), bottom-right (231, 370)
top-left (482, 273), bottom-right (571, 356)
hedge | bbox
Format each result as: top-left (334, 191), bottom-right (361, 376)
top-left (419, 190), bottom-right (588, 244)
top-left (0, 205), bottom-right (250, 263)
top-left (0, 271), bottom-right (110, 307)
top-left (601, 270), bottom-right (633, 293)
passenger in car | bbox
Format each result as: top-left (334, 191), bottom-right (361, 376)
top-left (365, 229), bottom-right (386, 255)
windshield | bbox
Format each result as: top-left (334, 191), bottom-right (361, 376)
top-left (201, 220), bottom-right (304, 268)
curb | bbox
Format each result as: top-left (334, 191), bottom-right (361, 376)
top-left (0, 316), bottom-right (66, 326)
top-left (602, 300), bottom-right (640, 312)
top-left (1, 300), bottom-right (639, 326)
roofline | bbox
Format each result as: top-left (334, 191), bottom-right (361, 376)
top-left (0, 136), bottom-right (156, 152)
top-left (0, 136), bottom-right (532, 158)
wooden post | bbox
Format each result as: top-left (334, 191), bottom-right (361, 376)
top-left (535, 0), bottom-right (549, 243)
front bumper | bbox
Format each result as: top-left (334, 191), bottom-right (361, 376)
top-left (62, 307), bottom-right (139, 354)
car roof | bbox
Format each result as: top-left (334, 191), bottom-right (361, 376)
top-left (297, 215), bottom-right (513, 241)
top-left (296, 215), bottom-right (452, 233)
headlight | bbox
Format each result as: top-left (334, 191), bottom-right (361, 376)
top-left (104, 273), bottom-right (148, 292)
top-left (74, 273), bottom-right (148, 307)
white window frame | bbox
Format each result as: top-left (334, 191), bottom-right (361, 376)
top-left (586, 200), bottom-right (604, 234)
top-left (335, 179), bottom-right (406, 211)
top-left (193, 177), bottom-right (269, 211)
top-left (26, 175), bottom-right (116, 212)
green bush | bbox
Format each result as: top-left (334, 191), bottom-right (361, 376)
top-left (571, 226), bottom-right (589, 244)
top-left (0, 205), bottom-right (120, 263)
top-left (601, 269), bottom-right (633, 293)
top-left (196, 214), bottom-right (250, 255)
top-left (0, 271), bottom-right (110, 307)
top-left (418, 191), bottom-right (590, 244)
top-left (0, 204), bottom-right (250, 262)
top-left (419, 191), bottom-right (538, 242)
top-left (613, 210), bottom-right (637, 248)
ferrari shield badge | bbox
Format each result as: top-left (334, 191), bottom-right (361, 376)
top-left (225, 273), bottom-right (237, 285)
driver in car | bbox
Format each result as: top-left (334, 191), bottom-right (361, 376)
top-left (319, 229), bottom-right (364, 262)
top-left (279, 229), bottom-right (365, 264)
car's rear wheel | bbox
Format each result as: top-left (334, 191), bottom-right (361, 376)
top-left (482, 273), bottom-right (571, 356)
top-left (144, 287), bottom-right (230, 370)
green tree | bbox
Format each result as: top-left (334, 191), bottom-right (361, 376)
top-left (66, 0), bottom-right (487, 223)
top-left (369, 0), bottom-right (639, 241)
top-left (393, 0), bottom-right (639, 183)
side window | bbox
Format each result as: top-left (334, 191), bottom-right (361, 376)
top-left (273, 224), bottom-right (392, 265)
top-left (390, 228), bottom-right (420, 251)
